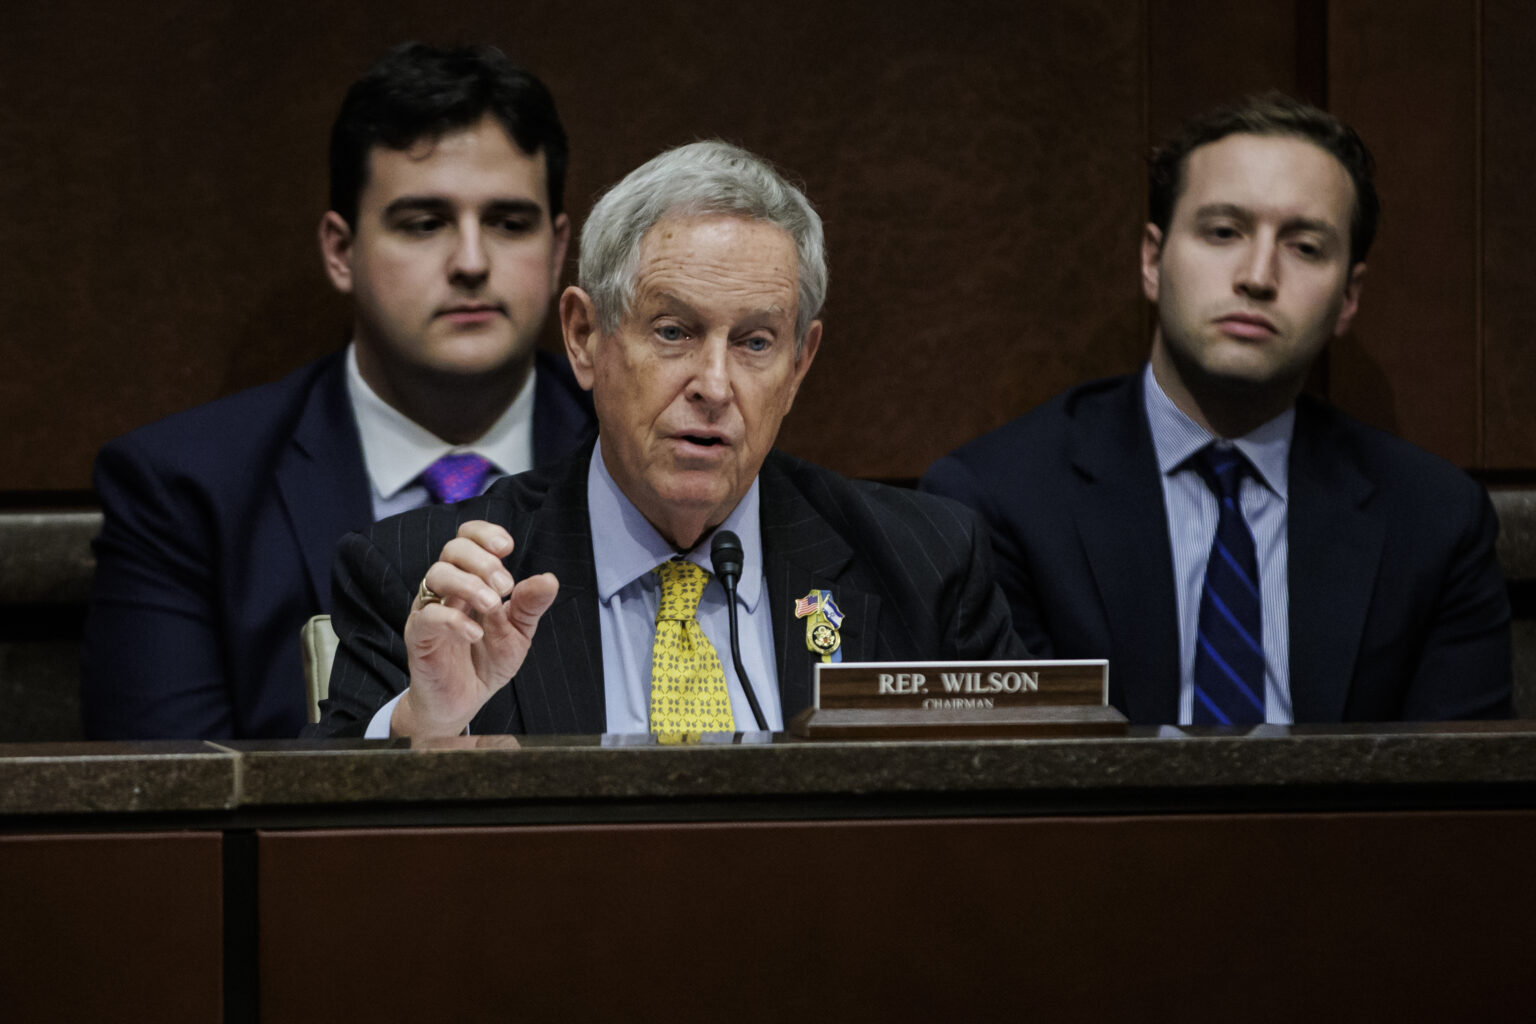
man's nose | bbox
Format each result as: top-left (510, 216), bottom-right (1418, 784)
top-left (449, 221), bottom-right (490, 286)
top-left (1235, 236), bottom-right (1279, 300)
top-left (688, 338), bottom-right (732, 406)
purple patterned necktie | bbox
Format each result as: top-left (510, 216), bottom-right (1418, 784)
top-left (421, 453), bottom-right (494, 504)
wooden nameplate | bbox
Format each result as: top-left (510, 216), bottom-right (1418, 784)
top-left (788, 661), bottom-right (1124, 740)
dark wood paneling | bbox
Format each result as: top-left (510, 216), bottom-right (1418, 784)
top-left (260, 813), bottom-right (1536, 1021)
top-left (1, 0), bottom-right (1145, 487)
top-left (3, 1), bottom-right (1530, 485)
top-left (1147, 0), bottom-right (1303, 138)
top-left (771, 3), bottom-right (1146, 477)
top-left (1327, 0), bottom-right (1480, 465)
top-left (1481, 1), bottom-right (1536, 468)
top-left (0, 831), bottom-right (223, 1019)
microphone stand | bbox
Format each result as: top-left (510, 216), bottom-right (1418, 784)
top-left (710, 530), bottom-right (768, 732)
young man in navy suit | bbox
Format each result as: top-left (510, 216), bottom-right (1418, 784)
top-left (923, 93), bottom-right (1512, 726)
top-left (82, 44), bottom-right (594, 739)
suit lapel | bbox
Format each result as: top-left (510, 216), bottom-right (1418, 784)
top-left (759, 455), bottom-right (878, 719)
top-left (1286, 401), bottom-right (1381, 722)
top-left (502, 449), bottom-right (607, 734)
top-left (1069, 379), bottom-right (1182, 722)
top-left (275, 354), bottom-right (373, 610)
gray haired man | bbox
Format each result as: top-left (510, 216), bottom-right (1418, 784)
top-left (314, 140), bottom-right (1024, 739)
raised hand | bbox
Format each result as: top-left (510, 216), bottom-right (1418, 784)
top-left (390, 520), bottom-right (558, 737)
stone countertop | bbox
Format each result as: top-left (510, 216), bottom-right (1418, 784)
top-left (220, 723), bottom-right (1536, 808)
top-left (0, 740), bottom-right (237, 815)
top-left (4, 722), bottom-right (1536, 819)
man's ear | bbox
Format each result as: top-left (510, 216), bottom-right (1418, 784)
top-left (559, 286), bottom-right (600, 391)
top-left (318, 211), bottom-right (356, 294)
top-left (785, 319), bottom-right (821, 410)
top-left (1333, 262), bottom-right (1368, 337)
top-left (1140, 223), bottom-right (1164, 304)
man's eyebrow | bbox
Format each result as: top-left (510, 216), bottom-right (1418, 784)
top-left (1192, 203), bottom-right (1253, 222)
top-left (649, 292), bottom-right (702, 321)
top-left (736, 305), bottom-right (789, 329)
top-left (646, 292), bottom-right (789, 328)
top-left (1279, 216), bottom-right (1341, 238)
top-left (381, 196), bottom-right (454, 218)
top-left (380, 196), bottom-right (546, 220)
top-left (482, 199), bottom-right (545, 222)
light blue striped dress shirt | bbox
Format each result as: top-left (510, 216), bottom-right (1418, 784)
top-left (1142, 365), bottom-right (1296, 724)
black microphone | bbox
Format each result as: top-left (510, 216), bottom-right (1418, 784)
top-left (710, 529), bottom-right (768, 732)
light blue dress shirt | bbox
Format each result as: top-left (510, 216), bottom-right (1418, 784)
top-left (1142, 364), bottom-right (1296, 724)
top-left (587, 440), bottom-right (781, 734)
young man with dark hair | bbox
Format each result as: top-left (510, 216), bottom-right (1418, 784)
top-left (82, 43), bottom-right (594, 739)
top-left (923, 93), bottom-right (1511, 726)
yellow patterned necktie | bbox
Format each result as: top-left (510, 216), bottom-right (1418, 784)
top-left (649, 559), bottom-right (735, 738)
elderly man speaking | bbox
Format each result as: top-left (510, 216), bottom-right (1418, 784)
top-left (314, 141), bottom-right (1023, 739)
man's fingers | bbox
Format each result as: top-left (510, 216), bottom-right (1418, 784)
top-left (397, 523), bottom-right (527, 739)
top-left (455, 519), bottom-right (514, 557)
top-left (503, 573), bottom-right (559, 636)
top-left (437, 536), bottom-right (515, 592)
top-left (408, 598), bottom-right (485, 644)
top-left (414, 520), bottom-right (519, 612)
top-left (407, 523), bottom-right (550, 670)
top-left (420, 561), bottom-right (504, 614)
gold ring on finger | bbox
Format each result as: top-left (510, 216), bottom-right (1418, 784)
top-left (417, 578), bottom-right (444, 606)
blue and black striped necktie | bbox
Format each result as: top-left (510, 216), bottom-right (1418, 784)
top-left (1190, 444), bottom-right (1266, 725)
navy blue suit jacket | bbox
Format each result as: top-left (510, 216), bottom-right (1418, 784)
top-left (311, 445), bottom-right (1026, 737)
top-left (920, 374), bottom-right (1513, 724)
top-left (81, 348), bottom-right (594, 739)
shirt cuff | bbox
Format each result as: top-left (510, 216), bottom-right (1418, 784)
top-left (365, 692), bottom-right (404, 739)
top-left (363, 690), bottom-right (473, 738)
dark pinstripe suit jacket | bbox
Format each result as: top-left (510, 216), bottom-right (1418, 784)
top-left (313, 443), bottom-right (1026, 736)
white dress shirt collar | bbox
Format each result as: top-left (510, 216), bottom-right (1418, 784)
top-left (344, 342), bottom-right (538, 506)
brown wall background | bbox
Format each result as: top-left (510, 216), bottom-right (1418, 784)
top-left (2, 0), bottom-right (1532, 493)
